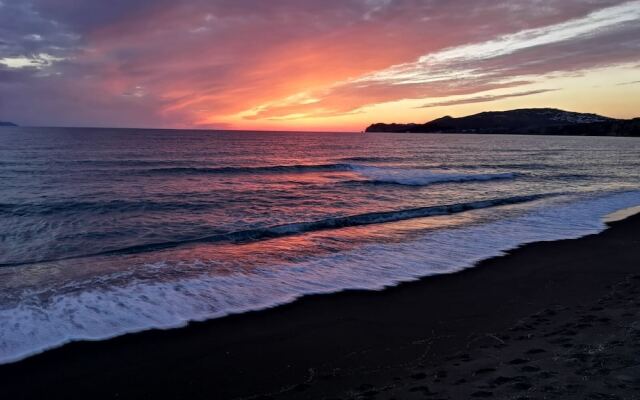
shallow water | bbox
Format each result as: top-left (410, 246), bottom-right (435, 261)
top-left (1, 127), bottom-right (640, 363)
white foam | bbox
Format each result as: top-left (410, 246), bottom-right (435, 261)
top-left (604, 205), bottom-right (640, 223)
top-left (1, 190), bottom-right (640, 365)
top-left (352, 165), bottom-right (516, 185)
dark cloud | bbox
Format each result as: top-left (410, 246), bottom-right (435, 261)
top-left (0, 1), bottom-right (78, 58)
top-left (617, 80), bottom-right (640, 85)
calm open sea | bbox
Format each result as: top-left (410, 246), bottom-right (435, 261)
top-left (1, 127), bottom-right (640, 363)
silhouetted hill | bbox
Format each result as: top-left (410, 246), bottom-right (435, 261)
top-left (0, 121), bottom-right (18, 127)
top-left (365, 108), bottom-right (640, 137)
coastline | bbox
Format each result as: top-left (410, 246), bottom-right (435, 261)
top-left (2, 211), bottom-right (640, 399)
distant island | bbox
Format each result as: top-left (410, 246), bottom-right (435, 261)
top-left (0, 121), bottom-right (18, 127)
top-left (365, 108), bottom-right (640, 137)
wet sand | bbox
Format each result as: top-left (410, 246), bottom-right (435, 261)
top-left (1, 213), bottom-right (640, 399)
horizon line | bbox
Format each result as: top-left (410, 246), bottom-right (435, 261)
top-left (2, 125), bottom-right (362, 134)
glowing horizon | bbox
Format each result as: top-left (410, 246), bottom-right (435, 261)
top-left (1, 0), bottom-right (639, 131)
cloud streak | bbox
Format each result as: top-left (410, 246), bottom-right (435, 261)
top-left (417, 89), bottom-right (559, 108)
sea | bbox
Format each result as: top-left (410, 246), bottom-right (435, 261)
top-left (1, 127), bottom-right (640, 364)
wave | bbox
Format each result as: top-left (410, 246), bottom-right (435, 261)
top-left (2, 190), bottom-right (640, 365)
top-left (0, 199), bottom-right (214, 217)
top-left (100, 163), bottom-right (524, 189)
top-left (212, 193), bottom-right (548, 241)
top-left (134, 163), bottom-right (522, 186)
top-left (350, 165), bottom-right (519, 186)
top-left (1, 160), bottom-right (198, 167)
top-left (448, 163), bottom-right (550, 170)
top-left (0, 194), bottom-right (550, 268)
top-left (335, 156), bottom-right (410, 163)
top-left (1, 173), bottom-right (520, 218)
top-left (142, 163), bottom-right (354, 175)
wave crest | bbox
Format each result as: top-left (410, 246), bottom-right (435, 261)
top-left (0, 194), bottom-right (550, 267)
top-left (143, 163), bottom-right (353, 175)
top-left (351, 165), bottom-right (518, 186)
top-left (135, 163), bottom-right (520, 188)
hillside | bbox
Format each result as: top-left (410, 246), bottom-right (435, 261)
top-left (365, 109), bottom-right (640, 137)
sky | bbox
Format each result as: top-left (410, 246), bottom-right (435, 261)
top-left (0, 0), bottom-right (639, 131)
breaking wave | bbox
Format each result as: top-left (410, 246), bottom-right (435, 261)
top-left (0, 194), bottom-right (549, 267)
top-left (350, 165), bottom-right (518, 186)
top-left (136, 163), bottom-right (520, 188)
top-left (142, 163), bottom-right (354, 175)
top-left (1, 190), bottom-right (639, 365)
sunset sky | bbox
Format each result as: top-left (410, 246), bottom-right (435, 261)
top-left (1, 0), bottom-right (639, 131)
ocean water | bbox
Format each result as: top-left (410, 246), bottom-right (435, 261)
top-left (1, 127), bottom-right (640, 364)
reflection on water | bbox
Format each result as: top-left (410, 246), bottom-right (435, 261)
top-left (0, 127), bottom-right (639, 364)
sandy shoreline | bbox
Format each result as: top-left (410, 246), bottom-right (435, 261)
top-left (1, 213), bottom-right (640, 399)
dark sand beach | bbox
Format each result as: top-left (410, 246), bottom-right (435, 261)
top-left (2, 213), bottom-right (640, 400)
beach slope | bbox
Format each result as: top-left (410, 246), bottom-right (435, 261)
top-left (1, 213), bottom-right (640, 399)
